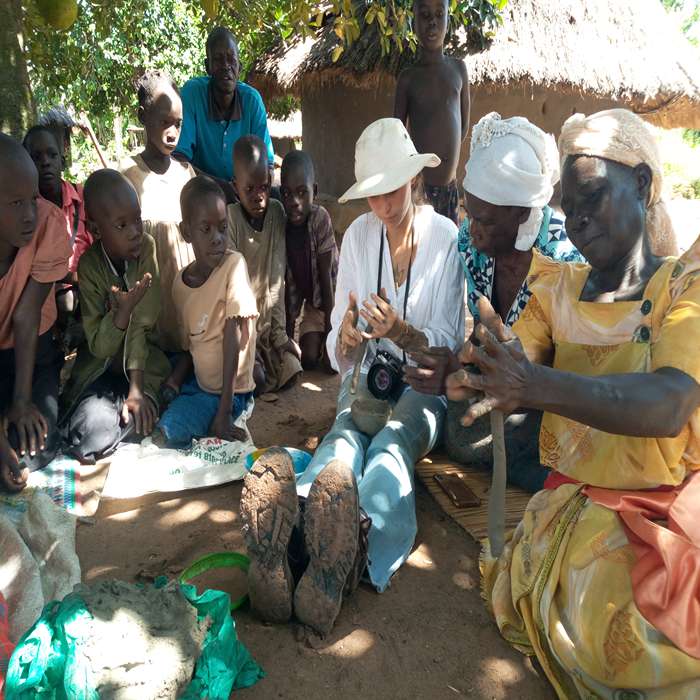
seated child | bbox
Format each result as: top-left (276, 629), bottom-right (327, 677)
top-left (121, 70), bottom-right (196, 354)
top-left (23, 125), bottom-right (92, 337)
top-left (61, 169), bottom-right (170, 462)
top-left (280, 150), bottom-right (338, 371)
top-left (0, 133), bottom-right (71, 492)
top-left (227, 135), bottom-right (302, 393)
top-left (154, 176), bottom-right (258, 447)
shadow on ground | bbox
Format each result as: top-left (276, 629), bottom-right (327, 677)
top-left (76, 370), bottom-right (555, 699)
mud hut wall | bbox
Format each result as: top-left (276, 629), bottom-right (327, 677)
top-left (301, 78), bottom-right (395, 197)
top-left (301, 76), bottom-right (624, 201)
top-left (457, 82), bottom-right (623, 188)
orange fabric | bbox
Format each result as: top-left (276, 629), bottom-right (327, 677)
top-left (545, 469), bottom-right (700, 659)
top-left (0, 198), bottom-right (71, 349)
top-left (58, 179), bottom-right (92, 273)
top-left (585, 473), bottom-right (700, 659)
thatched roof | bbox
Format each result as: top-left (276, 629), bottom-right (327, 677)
top-left (250, 0), bottom-right (700, 129)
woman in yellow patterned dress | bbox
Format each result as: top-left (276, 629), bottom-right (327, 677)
top-left (446, 108), bottom-right (700, 699)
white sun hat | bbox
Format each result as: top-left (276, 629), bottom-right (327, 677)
top-left (338, 118), bottom-right (441, 203)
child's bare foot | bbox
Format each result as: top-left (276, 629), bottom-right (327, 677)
top-left (210, 413), bottom-right (248, 442)
top-left (229, 425), bottom-right (248, 442)
top-left (240, 449), bottom-right (298, 623)
top-left (294, 459), bottom-right (359, 636)
top-left (149, 427), bottom-right (167, 448)
top-left (0, 438), bottom-right (29, 493)
top-left (0, 463), bottom-right (29, 493)
top-left (158, 382), bottom-right (179, 410)
top-left (320, 349), bottom-right (337, 375)
top-left (253, 359), bottom-right (267, 397)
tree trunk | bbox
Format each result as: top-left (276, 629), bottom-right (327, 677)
top-left (0, 0), bottom-right (35, 138)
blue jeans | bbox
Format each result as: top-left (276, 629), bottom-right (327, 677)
top-left (158, 377), bottom-right (254, 448)
top-left (296, 373), bottom-right (445, 592)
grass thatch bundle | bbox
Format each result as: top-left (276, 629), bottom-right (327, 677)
top-left (250, 0), bottom-right (700, 129)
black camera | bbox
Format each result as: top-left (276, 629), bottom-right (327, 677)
top-left (367, 350), bottom-right (405, 401)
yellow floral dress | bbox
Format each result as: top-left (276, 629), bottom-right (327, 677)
top-left (481, 246), bottom-right (700, 699)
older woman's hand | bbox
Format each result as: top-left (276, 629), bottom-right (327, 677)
top-left (405, 347), bottom-right (461, 395)
top-left (446, 297), bottom-right (533, 424)
top-left (447, 323), bottom-right (533, 426)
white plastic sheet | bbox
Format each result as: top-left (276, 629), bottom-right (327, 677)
top-left (102, 436), bottom-right (255, 499)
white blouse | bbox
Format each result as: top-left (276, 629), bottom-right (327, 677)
top-left (327, 205), bottom-right (465, 375)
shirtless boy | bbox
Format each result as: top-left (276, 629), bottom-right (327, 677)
top-left (394, 0), bottom-right (470, 224)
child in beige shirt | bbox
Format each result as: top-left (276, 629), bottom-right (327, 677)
top-left (155, 176), bottom-right (258, 447)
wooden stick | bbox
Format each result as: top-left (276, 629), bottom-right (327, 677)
top-left (350, 324), bottom-right (373, 394)
top-left (77, 112), bottom-right (109, 169)
top-left (488, 409), bottom-right (507, 557)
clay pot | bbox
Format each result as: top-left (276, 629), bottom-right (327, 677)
top-left (351, 398), bottom-right (392, 436)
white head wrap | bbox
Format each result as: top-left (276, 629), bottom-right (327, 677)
top-left (463, 113), bottom-right (560, 251)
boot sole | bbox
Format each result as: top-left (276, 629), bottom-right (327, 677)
top-left (294, 459), bottom-right (359, 636)
top-left (240, 448), bottom-right (298, 623)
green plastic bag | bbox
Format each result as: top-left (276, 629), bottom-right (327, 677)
top-left (5, 579), bottom-right (264, 699)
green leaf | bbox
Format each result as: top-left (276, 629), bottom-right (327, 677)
top-left (331, 43), bottom-right (344, 62)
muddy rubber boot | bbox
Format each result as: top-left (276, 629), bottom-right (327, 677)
top-left (294, 459), bottom-right (359, 636)
top-left (240, 448), bottom-right (298, 623)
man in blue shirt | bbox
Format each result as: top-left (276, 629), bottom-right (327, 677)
top-left (175, 27), bottom-right (274, 195)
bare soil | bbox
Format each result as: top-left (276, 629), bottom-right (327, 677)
top-left (77, 369), bottom-right (555, 699)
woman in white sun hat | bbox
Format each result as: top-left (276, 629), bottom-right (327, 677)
top-left (240, 118), bottom-right (464, 636)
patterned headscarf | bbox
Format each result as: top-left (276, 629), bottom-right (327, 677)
top-left (463, 112), bottom-right (560, 251)
top-left (558, 109), bottom-right (677, 256)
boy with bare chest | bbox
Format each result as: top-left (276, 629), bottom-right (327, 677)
top-left (394, 0), bottom-right (469, 224)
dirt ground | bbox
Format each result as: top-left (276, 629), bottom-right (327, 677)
top-left (77, 370), bottom-right (555, 699)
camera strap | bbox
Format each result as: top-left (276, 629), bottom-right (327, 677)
top-left (377, 222), bottom-right (415, 364)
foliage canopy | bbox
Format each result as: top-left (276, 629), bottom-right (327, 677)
top-left (19, 0), bottom-right (507, 172)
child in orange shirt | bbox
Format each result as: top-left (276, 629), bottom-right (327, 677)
top-left (23, 125), bottom-right (91, 276)
top-left (0, 134), bottom-right (71, 492)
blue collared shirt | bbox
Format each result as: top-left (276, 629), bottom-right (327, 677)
top-left (175, 76), bottom-right (274, 181)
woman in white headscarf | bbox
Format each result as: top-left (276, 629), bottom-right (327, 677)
top-left (406, 113), bottom-right (583, 492)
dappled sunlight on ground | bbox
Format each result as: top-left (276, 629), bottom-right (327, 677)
top-left (75, 369), bottom-right (555, 699)
top-left (157, 499), bottom-right (209, 528)
top-left (85, 564), bottom-right (120, 580)
top-left (109, 509), bottom-right (140, 523)
top-left (301, 381), bottom-right (323, 392)
top-left (207, 508), bottom-right (236, 524)
top-left (318, 628), bottom-right (376, 658)
top-left (451, 571), bottom-right (476, 590)
top-left (475, 656), bottom-right (529, 699)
